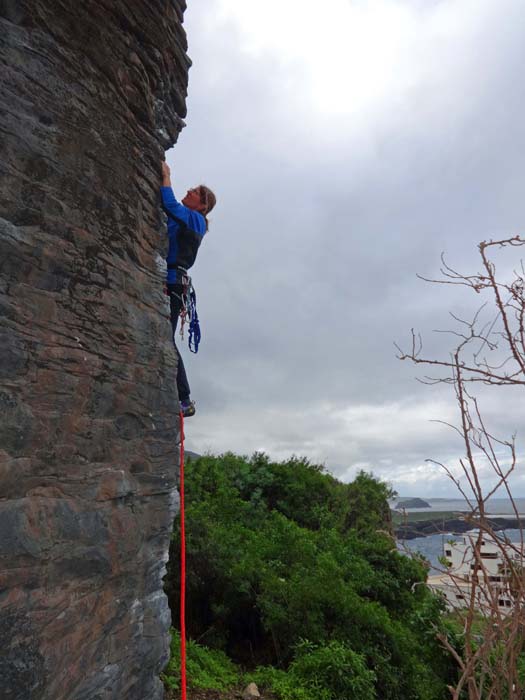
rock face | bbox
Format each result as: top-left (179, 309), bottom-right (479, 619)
top-left (0, 2), bottom-right (189, 698)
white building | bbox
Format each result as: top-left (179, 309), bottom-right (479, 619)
top-left (427, 534), bottom-right (524, 614)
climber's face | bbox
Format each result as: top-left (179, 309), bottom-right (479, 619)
top-left (182, 187), bottom-right (205, 213)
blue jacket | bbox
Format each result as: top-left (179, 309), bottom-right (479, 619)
top-left (160, 186), bottom-right (206, 284)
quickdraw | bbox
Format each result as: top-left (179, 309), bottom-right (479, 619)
top-left (178, 273), bottom-right (201, 354)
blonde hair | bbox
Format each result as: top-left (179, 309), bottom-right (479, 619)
top-left (199, 185), bottom-right (216, 231)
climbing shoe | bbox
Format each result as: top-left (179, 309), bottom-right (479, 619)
top-left (180, 399), bottom-right (196, 418)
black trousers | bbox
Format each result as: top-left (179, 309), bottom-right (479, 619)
top-left (168, 284), bottom-right (191, 402)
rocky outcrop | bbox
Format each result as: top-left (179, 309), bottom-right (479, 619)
top-left (395, 498), bottom-right (431, 509)
top-left (396, 517), bottom-right (525, 540)
top-left (0, 2), bottom-right (189, 698)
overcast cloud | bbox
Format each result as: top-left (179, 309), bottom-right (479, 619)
top-left (164, 0), bottom-right (525, 496)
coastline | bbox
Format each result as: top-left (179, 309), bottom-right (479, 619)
top-left (395, 516), bottom-right (525, 540)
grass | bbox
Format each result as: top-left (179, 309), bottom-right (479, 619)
top-left (162, 630), bottom-right (240, 694)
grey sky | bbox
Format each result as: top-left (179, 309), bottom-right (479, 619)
top-left (165, 0), bottom-right (525, 497)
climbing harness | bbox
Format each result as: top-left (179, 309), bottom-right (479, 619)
top-left (167, 265), bottom-right (202, 354)
top-left (179, 410), bottom-right (187, 700)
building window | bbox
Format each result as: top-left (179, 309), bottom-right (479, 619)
top-left (489, 576), bottom-right (501, 583)
top-left (445, 550), bottom-right (452, 557)
top-left (480, 552), bottom-right (498, 559)
top-left (456, 594), bottom-right (465, 600)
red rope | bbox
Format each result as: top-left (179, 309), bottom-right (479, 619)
top-left (179, 410), bottom-right (187, 700)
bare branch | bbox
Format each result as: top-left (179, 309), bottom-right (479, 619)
top-left (401, 236), bottom-right (525, 699)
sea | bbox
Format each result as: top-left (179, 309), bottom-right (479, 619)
top-left (393, 497), bottom-right (525, 572)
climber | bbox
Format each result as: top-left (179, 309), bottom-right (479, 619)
top-left (160, 160), bottom-right (216, 417)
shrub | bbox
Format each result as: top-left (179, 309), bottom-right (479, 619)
top-left (250, 666), bottom-right (318, 700)
top-left (162, 629), bottom-right (239, 692)
top-left (252, 640), bottom-right (375, 700)
top-left (290, 640), bottom-right (376, 700)
top-left (164, 453), bottom-right (454, 698)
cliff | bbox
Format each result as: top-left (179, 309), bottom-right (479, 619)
top-left (0, 2), bottom-right (189, 698)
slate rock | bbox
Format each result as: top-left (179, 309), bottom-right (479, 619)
top-left (0, 2), bottom-right (189, 698)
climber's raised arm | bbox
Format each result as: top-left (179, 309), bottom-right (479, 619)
top-left (160, 162), bottom-right (206, 230)
top-left (160, 162), bottom-right (191, 224)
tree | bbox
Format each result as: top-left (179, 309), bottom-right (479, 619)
top-left (397, 237), bottom-right (525, 700)
top-left (344, 470), bottom-right (396, 535)
top-left (165, 452), bottom-right (453, 699)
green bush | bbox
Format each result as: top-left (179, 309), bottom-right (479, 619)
top-left (252, 641), bottom-right (375, 700)
top-left (289, 640), bottom-right (376, 700)
top-left (251, 666), bottom-right (318, 700)
top-left (164, 453), bottom-right (455, 698)
top-left (162, 629), bottom-right (239, 692)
